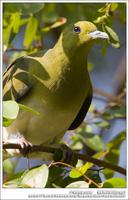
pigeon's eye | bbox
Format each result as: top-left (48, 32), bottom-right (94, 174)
top-left (74, 26), bottom-right (81, 33)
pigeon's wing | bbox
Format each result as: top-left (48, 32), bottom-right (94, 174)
top-left (3, 50), bottom-right (47, 102)
top-left (68, 91), bottom-right (92, 130)
top-left (3, 57), bottom-right (32, 102)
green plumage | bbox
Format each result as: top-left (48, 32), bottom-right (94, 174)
top-left (3, 21), bottom-right (108, 159)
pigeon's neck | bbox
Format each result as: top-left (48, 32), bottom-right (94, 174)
top-left (53, 35), bottom-right (92, 69)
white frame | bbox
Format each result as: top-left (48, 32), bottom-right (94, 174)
top-left (0, 0), bottom-right (128, 199)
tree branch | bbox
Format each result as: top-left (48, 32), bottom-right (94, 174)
top-left (3, 143), bottom-right (126, 176)
top-left (6, 44), bottom-right (43, 52)
top-left (93, 87), bottom-right (125, 105)
top-left (6, 48), bottom-right (29, 52)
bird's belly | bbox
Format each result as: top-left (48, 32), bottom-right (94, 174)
top-left (6, 86), bottom-right (87, 146)
top-left (6, 103), bottom-right (78, 145)
top-left (6, 72), bottom-right (89, 145)
top-left (26, 106), bottom-right (76, 144)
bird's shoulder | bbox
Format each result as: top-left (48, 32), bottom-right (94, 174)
top-left (3, 49), bottom-right (48, 101)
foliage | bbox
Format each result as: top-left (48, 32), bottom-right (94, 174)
top-left (94, 3), bottom-right (120, 48)
top-left (69, 151), bottom-right (107, 179)
top-left (102, 177), bottom-right (126, 188)
top-left (3, 2), bottom-right (125, 53)
top-left (3, 100), bottom-right (19, 127)
top-left (103, 131), bottom-right (126, 178)
top-left (3, 2), bottom-right (126, 188)
top-left (3, 100), bottom-right (40, 127)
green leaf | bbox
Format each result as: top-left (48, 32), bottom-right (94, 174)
top-left (4, 177), bottom-right (21, 188)
top-left (3, 12), bottom-right (21, 47)
top-left (3, 23), bottom-right (12, 47)
top-left (3, 101), bottom-right (19, 119)
top-left (8, 31), bottom-right (17, 47)
top-left (20, 18), bottom-right (29, 26)
top-left (103, 105), bottom-right (126, 120)
top-left (78, 131), bottom-right (104, 151)
top-left (4, 3), bottom-right (44, 14)
top-left (103, 131), bottom-right (126, 178)
top-left (20, 165), bottom-right (49, 188)
top-left (98, 3), bottom-right (118, 14)
top-left (19, 104), bottom-right (40, 115)
top-left (3, 170), bottom-right (25, 188)
top-left (98, 5), bottom-right (107, 13)
top-left (106, 131), bottom-right (126, 150)
top-left (103, 25), bottom-right (120, 48)
top-left (24, 16), bottom-right (38, 47)
top-left (70, 151), bottom-right (107, 178)
top-left (11, 12), bottom-right (21, 33)
top-left (88, 172), bottom-right (102, 188)
top-left (70, 141), bottom-right (83, 151)
top-left (3, 100), bottom-right (19, 127)
top-left (94, 15), bottom-right (108, 24)
top-left (110, 3), bottom-right (118, 12)
top-left (46, 166), bottom-right (70, 188)
top-left (113, 106), bottom-right (126, 118)
top-left (3, 159), bottom-right (15, 175)
top-left (95, 120), bottom-right (110, 129)
top-left (102, 178), bottom-right (126, 188)
top-left (69, 167), bottom-right (83, 179)
top-left (66, 181), bottom-right (89, 188)
top-left (3, 117), bottom-right (14, 127)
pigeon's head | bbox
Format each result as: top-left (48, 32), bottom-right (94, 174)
top-left (57, 21), bottom-right (109, 56)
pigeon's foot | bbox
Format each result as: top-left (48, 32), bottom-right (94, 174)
top-left (18, 137), bottom-right (33, 157)
top-left (3, 136), bottom-right (33, 157)
top-left (53, 144), bottom-right (78, 166)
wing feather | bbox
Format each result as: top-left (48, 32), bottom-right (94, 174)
top-left (3, 57), bottom-right (32, 101)
top-left (68, 90), bottom-right (92, 130)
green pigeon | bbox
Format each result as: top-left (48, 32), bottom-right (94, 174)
top-left (3, 21), bottom-right (108, 160)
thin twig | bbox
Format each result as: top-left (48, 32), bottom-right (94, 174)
top-left (6, 45), bottom-right (43, 52)
top-left (93, 95), bottom-right (109, 102)
top-left (51, 161), bottom-right (100, 188)
top-left (93, 87), bottom-right (125, 105)
top-left (3, 143), bottom-right (126, 176)
top-left (6, 48), bottom-right (30, 52)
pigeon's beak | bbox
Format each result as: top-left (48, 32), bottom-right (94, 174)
top-left (88, 30), bottom-right (109, 40)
